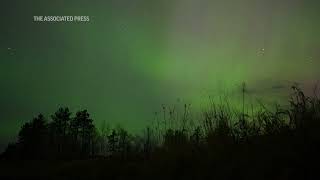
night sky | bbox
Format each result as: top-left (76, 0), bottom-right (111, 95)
top-left (1, 0), bottom-right (319, 151)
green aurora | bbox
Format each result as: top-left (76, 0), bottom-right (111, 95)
top-left (0, 0), bottom-right (319, 151)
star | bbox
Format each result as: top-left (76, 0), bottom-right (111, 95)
top-left (258, 48), bottom-right (265, 56)
top-left (7, 47), bottom-right (15, 55)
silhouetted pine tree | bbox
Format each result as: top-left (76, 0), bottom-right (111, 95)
top-left (17, 114), bottom-right (48, 159)
top-left (49, 107), bottom-right (71, 157)
top-left (71, 110), bottom-right (95, 158)
top-left (107, 129), bottom-right (118, 155)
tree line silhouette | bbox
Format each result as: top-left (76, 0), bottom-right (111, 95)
top-left (1, 85), bottom-right (320, 179)
top-left (2, 109), bottom-right (96, 159)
